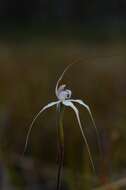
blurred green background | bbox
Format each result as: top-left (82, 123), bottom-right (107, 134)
top-left (0, 1), bottom-right (126, 190)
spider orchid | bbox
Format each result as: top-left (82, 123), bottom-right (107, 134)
top-left (24, 63), bottom-right (99, 172)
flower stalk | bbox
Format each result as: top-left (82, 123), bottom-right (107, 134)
top-left (57, 103), bottom-right (65, 190)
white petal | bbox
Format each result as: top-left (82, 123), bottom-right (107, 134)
top-left (63, 100), bottom-right (95, 171)
top-left (70, 99), bottom-right (100, 145)
top-left (57, 84), bottom-right (66, 96)
top-left (55, 63), bottom-right (74, 97)
top-left (69, 99), bottom-right (95, 125)
top-left (24, 101), bottom-right (60, 153)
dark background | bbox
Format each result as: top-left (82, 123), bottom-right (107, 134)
top-left (0, 1), bottom-right (126, 190)
top-left (1, 0), bottom-right (126, 20)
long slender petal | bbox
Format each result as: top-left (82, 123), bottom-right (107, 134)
top-left (70, 99), bottom-right (101, 152)
top-left (24, 101), bottom-right (60, 154)
top-left (69, 99), bottom-right (96, 126)
top-left (63, 100), bottom-right (95, 171)
top-left (55, 63), bottom-right (75, 96)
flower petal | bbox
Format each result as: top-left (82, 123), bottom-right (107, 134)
top-left (69, 99), bottom-right (100, 148)
top-left (63, 100), bottom-right (95, 171)
top-left (69, 99), bottom-right (95, 125)
top-left (24, 101), bottom-right (60, 154)
top-left (57, 84), bottom-right (66, 96)
top-left (55, 63), bottom-right (74, 97)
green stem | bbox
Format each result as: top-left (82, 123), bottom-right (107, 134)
top-left (56, 103), bottom-right (64, 190)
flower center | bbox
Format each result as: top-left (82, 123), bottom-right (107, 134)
top-left (56, 85), bottom-right (72, 101)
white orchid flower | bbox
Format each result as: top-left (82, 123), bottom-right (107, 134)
top-left (24, 64), bottom-right (99, 171)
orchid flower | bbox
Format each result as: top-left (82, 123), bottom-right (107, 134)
top-left (24, 64), bottom-right (99, 172)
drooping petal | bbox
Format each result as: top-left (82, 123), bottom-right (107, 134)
top-left (24, 101), bottom-right (61, 154)
top-left (69, 99), bottom-right (100, 147)
top-left (63, 100), bottom-right (95, 171)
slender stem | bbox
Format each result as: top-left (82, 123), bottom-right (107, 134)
top-left (56, 103), bottom-right (64, 190)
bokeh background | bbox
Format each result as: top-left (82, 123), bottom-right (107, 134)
top-left (0, 1), bottom-right (126, 189)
